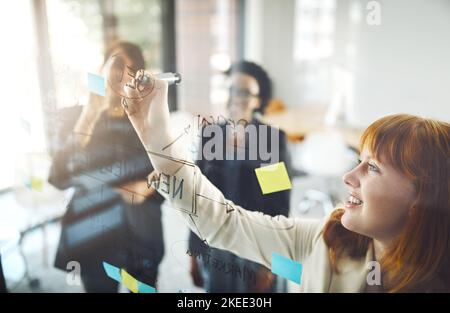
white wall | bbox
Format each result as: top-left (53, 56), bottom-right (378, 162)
top-left (244, 0), bottom-right (450, 127)
top-left (344, 0), bottom-right (450, 127)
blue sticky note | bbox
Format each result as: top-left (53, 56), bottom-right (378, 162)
top-left (271, 252), bottom-right (302, 284)
top-left (88, 72), bottom-right (106, 96)
top-left (102, 261), bottom-right (121, 283)
top-left (137, 281), bottom-right (156, 293)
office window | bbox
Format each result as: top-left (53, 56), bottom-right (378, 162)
top-left (176, 0), bottom-right (242, 115)
top-left (46, 0), bottom-right (104, 109)
top-left (113, 0), bottom-right (163, 71)
top-left (45, 0), bottom-right (164, 111)
top-left (292, 0), bottom-right (337, 104)
top-left (294, 0), bottom-right (336, 61)
top-left (0, 0), bottom-right (170, 190)
top-left (0, 1), bottom-right (44, 190)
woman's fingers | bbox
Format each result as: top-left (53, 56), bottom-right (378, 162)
top-left (122, 81), bottom-right (147, 116)
top-left (121, 72), bottom-right (171, 153)
top-left (122, 73), bottom-right (168, 117)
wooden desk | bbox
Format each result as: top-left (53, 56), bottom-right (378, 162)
top-left (261, 105), bottom-right (363, 150)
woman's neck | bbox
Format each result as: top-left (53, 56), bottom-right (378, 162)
top-left (373, 238), bottom-right (391, 261)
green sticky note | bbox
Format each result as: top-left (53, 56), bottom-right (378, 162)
top-left (121, 269), bottom-right (139, 293)
top-left (255, 162), bottom-right (292, 194)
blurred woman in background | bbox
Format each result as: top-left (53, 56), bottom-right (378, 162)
top-left (48, 41), bottom-right (164, 292)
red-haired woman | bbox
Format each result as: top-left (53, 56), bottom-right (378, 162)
top-left (123, 80), bottom-right (450, 292)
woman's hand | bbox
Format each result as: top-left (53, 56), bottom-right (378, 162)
top-left (122, 71), bottom-right (184, 175)
top-left (122, 72), bottom-right (170, 151)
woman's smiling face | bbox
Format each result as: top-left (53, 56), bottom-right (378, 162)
top-left (341, 148), bottom-right (417, 243)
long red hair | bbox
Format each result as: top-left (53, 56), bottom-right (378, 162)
top-left (323, 114), bottom-right (450, 292)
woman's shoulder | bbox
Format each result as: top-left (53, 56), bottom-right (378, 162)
top-left (296, 216), bottom-right (329, 240)
top-left (292, 216), bottom-right (331, 259)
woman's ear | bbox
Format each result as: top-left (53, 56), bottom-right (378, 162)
top-left (250, 98), bottom-right (261, 112)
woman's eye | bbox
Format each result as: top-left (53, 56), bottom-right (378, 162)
top-left (368, 163), bottom-right (379, 172)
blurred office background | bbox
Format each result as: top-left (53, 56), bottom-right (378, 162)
top-left (0, 0), bottom-right (449, 292)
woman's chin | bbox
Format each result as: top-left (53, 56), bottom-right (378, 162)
top-left (341, 209), bottom-right (358, 232)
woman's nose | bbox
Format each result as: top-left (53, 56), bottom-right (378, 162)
top-left (342, 168), bottom-right (360, 188)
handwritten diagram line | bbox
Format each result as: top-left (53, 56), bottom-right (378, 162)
top-left (162, 125), bottom-right (191, 151)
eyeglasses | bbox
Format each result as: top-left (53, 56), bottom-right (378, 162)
top-left (229, 87), bottom-right (259, 100)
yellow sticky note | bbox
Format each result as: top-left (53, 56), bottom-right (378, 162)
top-left (30, 177), bottom-right (43, 191)
top-left (121, 269), bottom-right (139, 293)
top-left (255, 162), bottom-right (292, 195)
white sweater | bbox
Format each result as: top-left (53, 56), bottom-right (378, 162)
top-left (150, 162), bottom-right (374, 292)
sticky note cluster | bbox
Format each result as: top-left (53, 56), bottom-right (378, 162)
top-left (103, 261), bottom-right (156, 293)
top-left (87, 72), bottom-right (106, 97)
top-left (25, 177), bottom-right (44, 191)
top-left (255, 162), bottom-right (292, 194)
top-left (271, 252), bottom-right (302, 284)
